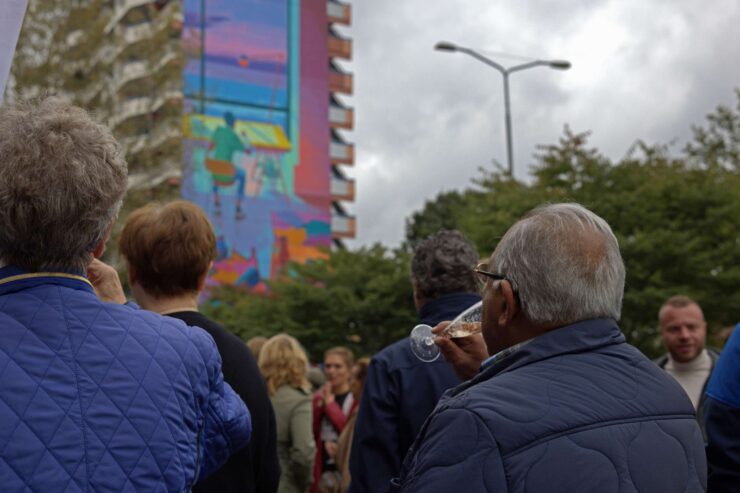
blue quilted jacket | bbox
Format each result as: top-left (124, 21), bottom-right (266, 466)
top-left (397, 319), bottom-right (707, 492)
top-left (704, 323), bottom-right (740, 491)
top-left (0, 268), bottom-right (251, 492)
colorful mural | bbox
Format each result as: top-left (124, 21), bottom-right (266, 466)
top-left (182, 0), bottom-right (331, 291)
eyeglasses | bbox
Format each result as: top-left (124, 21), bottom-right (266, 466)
top-left (474, 263), bottom-right (506, 288)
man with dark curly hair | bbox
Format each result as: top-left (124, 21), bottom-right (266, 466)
top-left (348, 230), bottom-right (481, 493)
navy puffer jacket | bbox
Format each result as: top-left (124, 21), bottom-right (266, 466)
top-left (397, 319), bottom-right (706, 492)
top-left (0, 268), bottom-right (251, 491)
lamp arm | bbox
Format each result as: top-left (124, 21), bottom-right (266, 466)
top-left (507, 60), bottom-right (549, 74)
top-left (456, 47), bottom-right (507, 75)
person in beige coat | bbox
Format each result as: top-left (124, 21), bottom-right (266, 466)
top-left (260, 334), bottom-right (317, 493)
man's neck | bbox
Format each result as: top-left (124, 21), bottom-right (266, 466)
top-left (667, 349), bottom-right (710, 370)
top-left (493, 318), bottom-right (562, 355)
top-left (134, 290), bottom-right (199, 315)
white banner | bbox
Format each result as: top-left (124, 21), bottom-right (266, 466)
top-left (0, 0), bottom-right (29, 100)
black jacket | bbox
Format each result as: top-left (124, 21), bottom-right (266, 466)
top-left (348, 292), bottom-right (481, 493)
top-left (653, 347), bottom-right (720, 440)
top-left (170, 311), bottom-right (280, 493)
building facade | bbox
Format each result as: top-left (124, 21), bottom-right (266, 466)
top-left (102, 0), bottom-right (184, 200)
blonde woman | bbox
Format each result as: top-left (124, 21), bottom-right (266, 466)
top-left (260, 335), bottom-right (316, 493)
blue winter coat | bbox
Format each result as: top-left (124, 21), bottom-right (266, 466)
top-left (704, 322), bottom-right (740, 492)
top-left (348, 292), bottom-right (480, 493)
top-left (397, 318), bottom-right (707, 492)
top-left (0, 268), bottom-right (252, 492)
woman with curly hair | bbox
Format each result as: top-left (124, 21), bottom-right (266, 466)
top-left (260, 335), bottom-right (316, 493)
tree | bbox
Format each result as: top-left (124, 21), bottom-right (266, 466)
top-left (202, 245), bottom-right (418, 361)
top-left (404, 190), bottom-right (476, 247)
top-left (406, 106), bottom-right (740, 357)
top-left (684, 89), bottom-right (740, 171)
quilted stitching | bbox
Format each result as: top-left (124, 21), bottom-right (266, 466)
top-left (398, 319), bottom-right (707, 493)
top-left (0, 278), bottom-right (247, 491)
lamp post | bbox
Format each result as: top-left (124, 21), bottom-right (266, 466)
top-left (435, 41), bottom-right (570, 175)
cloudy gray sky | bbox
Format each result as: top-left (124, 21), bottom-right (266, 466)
top-left (333, 0), bottom-right (740, 248)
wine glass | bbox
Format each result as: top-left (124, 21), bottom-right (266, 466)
top-left (409, 300), bottom-right (483, 362)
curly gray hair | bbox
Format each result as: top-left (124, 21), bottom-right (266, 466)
top-left (410, 230), bottom-right (479, 301)
top-left (0, 98), bottom-right (128, 272)
top-left (491, 203), bottom-right (625, 324)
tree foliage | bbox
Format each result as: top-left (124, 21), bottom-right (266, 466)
top-left (407, 95), bottom-right (740, 357)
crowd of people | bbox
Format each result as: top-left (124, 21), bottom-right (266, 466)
top-left (0, 97), bottom-right (738, 492)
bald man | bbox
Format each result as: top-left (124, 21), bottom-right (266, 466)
top-left (654, 295), bottom-right (719, 438)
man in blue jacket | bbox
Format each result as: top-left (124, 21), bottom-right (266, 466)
top-left (348, 230), bottom-right (481, 493)
top-left (0, 98), bottom-right (251, 491)
top-left (398, 203), bottom-right (706, 492)
top-left (704, 323), bottom-right (740, 492)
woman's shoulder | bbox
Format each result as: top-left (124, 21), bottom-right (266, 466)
top-left (274, 385), bottom-right (312, 400)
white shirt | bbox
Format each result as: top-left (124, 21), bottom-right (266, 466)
top-left (664, 349), bottom-right (712, 410)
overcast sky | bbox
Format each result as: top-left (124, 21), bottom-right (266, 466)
top-left (333, 0), bottom-right (740, 248)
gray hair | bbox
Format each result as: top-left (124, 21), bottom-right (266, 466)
top-left (491, 203), bottom-right (625, 324)
top-left (0, 98), bottom-right (127, 272)
top-left (411, 230), bottom-right (479, 301)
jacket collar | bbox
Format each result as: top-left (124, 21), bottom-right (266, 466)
top-left (418, 292), bottom-right (481, 326)
top-left (452, 318), bottom-right (625, 397)
top-left (0, 265), bottom-right (94, 296)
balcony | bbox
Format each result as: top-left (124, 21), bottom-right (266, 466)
top-left (127, 158), bottom-right (180, 191)
top-left (121, 22), bottom-right (152, 44)
top-left (330, 177), bottom-right (355, 202)
top-left (120, 134), bottom-right (147, 154)
top-left (329, 70), bottom-right (353, 95)
top-left (328, 32), bottom-right (352, 60)
top-left (111, 90), bottom-right (182, 127)
top-left (330, 141), bottom-right (354, 165)
top-left (327, 1), bottom-right (351, 25)
top-left (331, 214), bottom-right (356, 239)
top-left (115, 60), bottom-right (147, 87)
top-left (115, 52), bottom-right (178, 90)
top-left (121, 119), bottom-right (180, 155)
top-left (329, 103), bottom-right (353, 130)
top-left (112, 96), bottom-right (149, 126)
top-left (149, 121), bottom-right (181, 148)
top-left (116, 2), bottom-right (179, 45)
top-left (105, 0), bottom-right (153, 33)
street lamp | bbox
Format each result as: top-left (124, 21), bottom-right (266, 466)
top-left (435, 41), bottom-right (570, 175)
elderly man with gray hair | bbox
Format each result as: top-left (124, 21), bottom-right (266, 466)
top-left (0, 98), bottom-right (251, 491)
top-left (396, 203), bottom-right (706, 492)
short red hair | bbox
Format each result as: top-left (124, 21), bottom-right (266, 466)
top-left (119, 200), bottom-right (216, 297)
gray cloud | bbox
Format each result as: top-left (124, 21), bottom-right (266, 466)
top-left (338, 0), bottom-right (740, 247)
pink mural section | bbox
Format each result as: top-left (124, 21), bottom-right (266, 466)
top-left (181, 0), bottom-right (332, 292)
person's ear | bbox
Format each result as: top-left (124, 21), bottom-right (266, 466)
top-left (92, 221), bottom-right (115, 259)
top-left (497, 280), bottom-right (519, 326)
top-left (412, 283), bottom-right (424, 311)
top-left (196, 262), bottom-right (212, 293)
